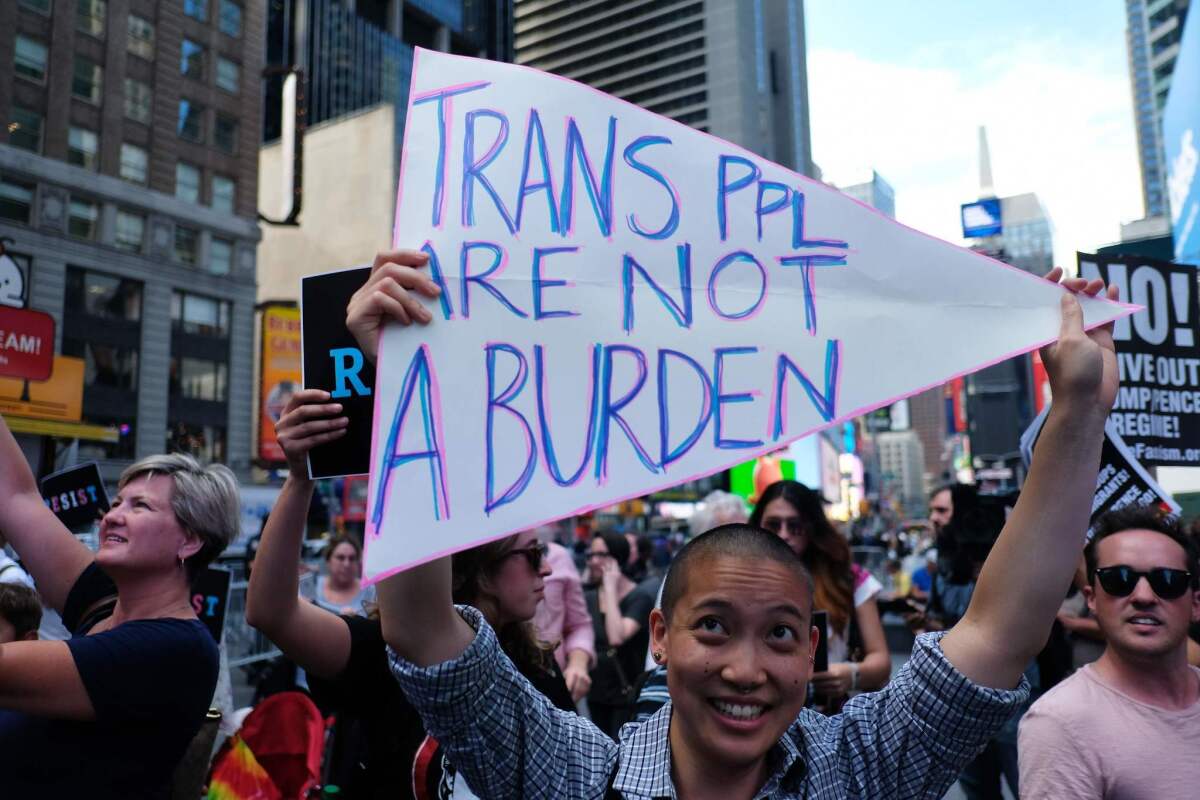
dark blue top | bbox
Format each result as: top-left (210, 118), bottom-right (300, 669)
top-left (911, 566), bottom-right (933, 593)
top-left (0, 563), bottom-right (219, 798)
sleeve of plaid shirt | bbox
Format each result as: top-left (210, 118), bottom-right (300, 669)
top-left (389, 605), bottom-right (618, 800)
top-left (819, 630), bottom-right (1031, 798)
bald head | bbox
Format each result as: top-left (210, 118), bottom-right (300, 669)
top-left (661, 523), bottom-right (814, 623)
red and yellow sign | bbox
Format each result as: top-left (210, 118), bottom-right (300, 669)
top-left (0, 306), bottom-right (55, 381)
top-left (258, 305), bottom-right (302, 463)
top-left (0, 355), bottom-right (84, 421)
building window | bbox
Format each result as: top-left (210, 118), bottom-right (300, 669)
top-left (0, 179), bottom-right (35, 224)
top-left (15, 36), bottom-right (48, 83)
top-left (181, 39), bottom-right (206, 80)
top-left (119, 143), bottom-right (148, 184)
top-left (74, 342), bottom-right (140, 391)
top-left (216, 57), bottom-right (240, 93)
top-left (114, 210), bottom-right (145, 253)
top-left (175, 225), bottom-right (199, 266)
top-left (19, 0), bottom-right (51, 13)
top-left (214, 114), bottom-right (237, 154)
top-left (171, 357), bottom-right (228, 401)
top-left (177, 100), bottom-right (204, 143)
top-left (176, 162), bottom-right (201, 203)
top-left (219, 0), bottom-right (242, 37)
top-left (7, 106), bottom-right (43, 154)
top-left (183, 0), bottom-right (208, 22)
top-left (208, 237), bottom-right (232, 275)
top-left (77, 0), bottom-right (107, 37)
top-left (172, 291), bottom-right (231, 336)
top-left (73, 57), bottom-right (104, 104)
top-left (127, 15), bottom-right (154, 59)
top-left (124, 78), bottom-right (153, 124)
top-left (68, 198), bottom-right (100, 240)
top-left (167, 422), bottom-right (226, 464)
top-left (66, 267), bottom-right (143, 321)
top-left (211, 174), bottom-right (235, 214)
top-left (68, 127), bottom-right (100, 170)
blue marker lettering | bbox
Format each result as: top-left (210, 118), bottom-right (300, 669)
top-left (622, 244), bottom-right (693, 333)
top-left (561, 116), bottom-right (617, 237)
top-left (462, 109), bottom-right (516, 233)
top-left (707, 251), bottom-right (767, 321)
top-left (623, 135), bottom-right (679, 240)
top-left (772, 339), bottom-right (841, 439)
top-left (532, 246), bottom-right (580, 320)
top-left (717, 155), bottom-right (761, 241)
top-left (535, 343), bottom-right (600, 486)
top-left (515, 109), bottom-right (559, 233)
top-left (485, 344), bottom-right (537, 514)
top-left (713, 346), bottom-right (764, 449)
top-left (411, 82), bottom-right (490, 227)
top-left (461, 241), bottom-right (528, 319)
top-left (657, 349), bottom-right (713, 470)
top-left (595, 345), bottom-right (659, 480)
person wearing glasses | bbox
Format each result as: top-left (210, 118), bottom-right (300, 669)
top-left (1018, 506), bottom-right (1200, 797)
top-left (246, 386), bottom-right (574, 798)
top-left (749, 481), bottom-right (891, 711)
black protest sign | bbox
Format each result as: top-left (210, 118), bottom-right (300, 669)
top-left (39, 462), bottom-right (110, 530)
top-left (812, 610), bottom-right (829, 673)
top-left (1020, 408), bottom-right (1180, 541)
top-left (301, 266), bottom-right (374, 478)
top-left (191, 567), bottom-right (232, 643)
top-left (1078, 252), bottom-right (1200, 466)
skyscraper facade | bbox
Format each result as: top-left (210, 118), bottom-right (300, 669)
top-left (513, 0), bottom-right (814, 176)
top-left (1126, 0), bottom-right (1192, 218)
top-left (1, 0), bottom-right (265, 479)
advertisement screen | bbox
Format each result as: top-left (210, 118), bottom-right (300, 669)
top-left (1164, 9), bottom-right (1200, 264)
top-left (961, 198), bottom-right (1003, 238)
top-left (258, 305), bottom-right (302, 464)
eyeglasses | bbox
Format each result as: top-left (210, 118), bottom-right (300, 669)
top-left (1095, 565), bottom-right (1193, 600)
top-left (587, 550), bottom-right (613, 561)
top-left (761, 518), bottom-right (805, 535)
top-left (500, 542), bottom-right (548, 571)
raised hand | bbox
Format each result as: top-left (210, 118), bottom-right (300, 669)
top-left (1039, 267), bottom-right (1120, 417)
top-left (346, 250), bottom-right (442, 362)
top-left (274, 389), bottom-right (349, 478)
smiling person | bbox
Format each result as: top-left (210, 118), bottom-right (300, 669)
top-left (359, 251), bottom-right (1120, 798)
top-left (246, 375), bottom-right (575, 798)
top-left (750, 481), bottom-right (891, 710)
top-left (0, 419), bottom-right (238, 798)
top-left (1018, 506), bottom-right (1200, 797)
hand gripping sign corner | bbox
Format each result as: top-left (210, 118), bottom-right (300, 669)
top-left (361, 48), bottom-right (1135, 582)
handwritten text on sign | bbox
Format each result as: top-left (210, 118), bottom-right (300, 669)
top-left (362, 49), bottom-right (1132, 580)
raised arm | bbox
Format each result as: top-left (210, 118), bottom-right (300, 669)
top-left (941, 272), bottom-right (1118, 688)
top-left (244, 389), bottom-right (354, 678)
top-left (0, 415), bottom-right (92, 611)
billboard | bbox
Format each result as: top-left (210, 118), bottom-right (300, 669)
top-left (1164, 7), bottom-right (1200, 264)
top-left (0, 355), bottom-right (83, 421)
top-left (961, 198), bottom-right (1003, 238)
top-left (258, 304), bottom-right (302, 463)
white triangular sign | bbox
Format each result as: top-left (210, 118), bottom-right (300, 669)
top-left (362, 49), bottom-right (1134, 581)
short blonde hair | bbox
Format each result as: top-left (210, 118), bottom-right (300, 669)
top-left (119, 453), bottom-right (240, 582)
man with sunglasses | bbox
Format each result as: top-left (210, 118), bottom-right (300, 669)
top-left (1019, 506), bottom-right (1200, 798)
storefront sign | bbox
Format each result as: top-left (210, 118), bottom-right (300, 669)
top-left (0, 306), bottom-right (54, 381)
top-left (258, 305), bottom-right (302, 463)
top-left (0, 355), bottom-right (83, 421)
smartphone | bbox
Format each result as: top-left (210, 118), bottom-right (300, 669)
top-left (812, 610), bottom-right (829, 673)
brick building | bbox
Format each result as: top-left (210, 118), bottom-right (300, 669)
top-left (0, 0), bottom-right (263, 480)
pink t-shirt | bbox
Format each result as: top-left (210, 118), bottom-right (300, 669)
top-left (1018, 663), bottom-right (1200, 799)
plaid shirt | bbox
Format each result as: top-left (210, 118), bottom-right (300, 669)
top-left (389, 606), bottom-right (1028, 799)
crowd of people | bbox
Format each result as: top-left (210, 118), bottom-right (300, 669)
top-left (0, 255), bottom-right (1196, 798)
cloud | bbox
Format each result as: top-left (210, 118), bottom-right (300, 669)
top-left (808, 40), bottom-right (1144, 271)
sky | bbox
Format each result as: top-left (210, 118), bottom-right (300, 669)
top-left (804, 1), bottom-right (1143, 272)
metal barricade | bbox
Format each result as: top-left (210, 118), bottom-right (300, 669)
top-left (223, 561), bottom-right (318, 668)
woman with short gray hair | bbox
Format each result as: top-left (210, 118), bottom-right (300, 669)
top-left (0, 417), bottom-right (239, 798)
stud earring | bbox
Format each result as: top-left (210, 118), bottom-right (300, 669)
top-left (652, 650), bottom-right (664, 663)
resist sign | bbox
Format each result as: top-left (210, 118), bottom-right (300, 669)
top-left (363, 49), bottom-right (1134, 580)
top-left (1079, 252), bottom-right (1200, 466)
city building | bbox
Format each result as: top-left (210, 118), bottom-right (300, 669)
top-left (1125, 0), bottom-right (1191, 219)
top-left (257, 0), bottom-right (514, 306)
top-left (513, 0), bottom-right (815, 177)
top-left (840, 170), bottom-right (895, 219)
top-left (875, 430), bottom-right (926, 515)
top-left (1, 0), bottom-right (264, 480)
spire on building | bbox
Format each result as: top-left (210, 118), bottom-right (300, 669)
top-left (979, 125), bottom-right (995, 199)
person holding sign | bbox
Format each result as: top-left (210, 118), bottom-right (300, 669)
top-left (354, 256), bottom-right (1121, 798)
top-left (0, 417), bottom-right (238, 797)
top-left (246, 383), bottom-right (576, 799)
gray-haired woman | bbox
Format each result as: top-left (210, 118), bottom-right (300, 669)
top-left (0, 415), bottom-right (239, 798)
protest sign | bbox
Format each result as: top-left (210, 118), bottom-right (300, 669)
top-left (363, 48), bottom-right (1134, 581)
top-left (301, 267), bottom-right (375, 478)
top-left (1078, 252), bottom-right (1200, 466)
top-left (1020, 407), bottom-right (1181, 541)
top-left (191, 567), bottom-right (232, 644)
top-left (39, 461), bottom-right (109, 530)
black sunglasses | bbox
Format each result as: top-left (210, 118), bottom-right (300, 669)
top-left (499, 542), bottom-right (548, 571)
top-left (1095, 565), bottom-right (1193, 600)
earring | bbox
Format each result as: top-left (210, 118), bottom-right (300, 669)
top-left (178, 555), bottom-right (185, 569)
top-left (652, 650), bottom-right (664, 663)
